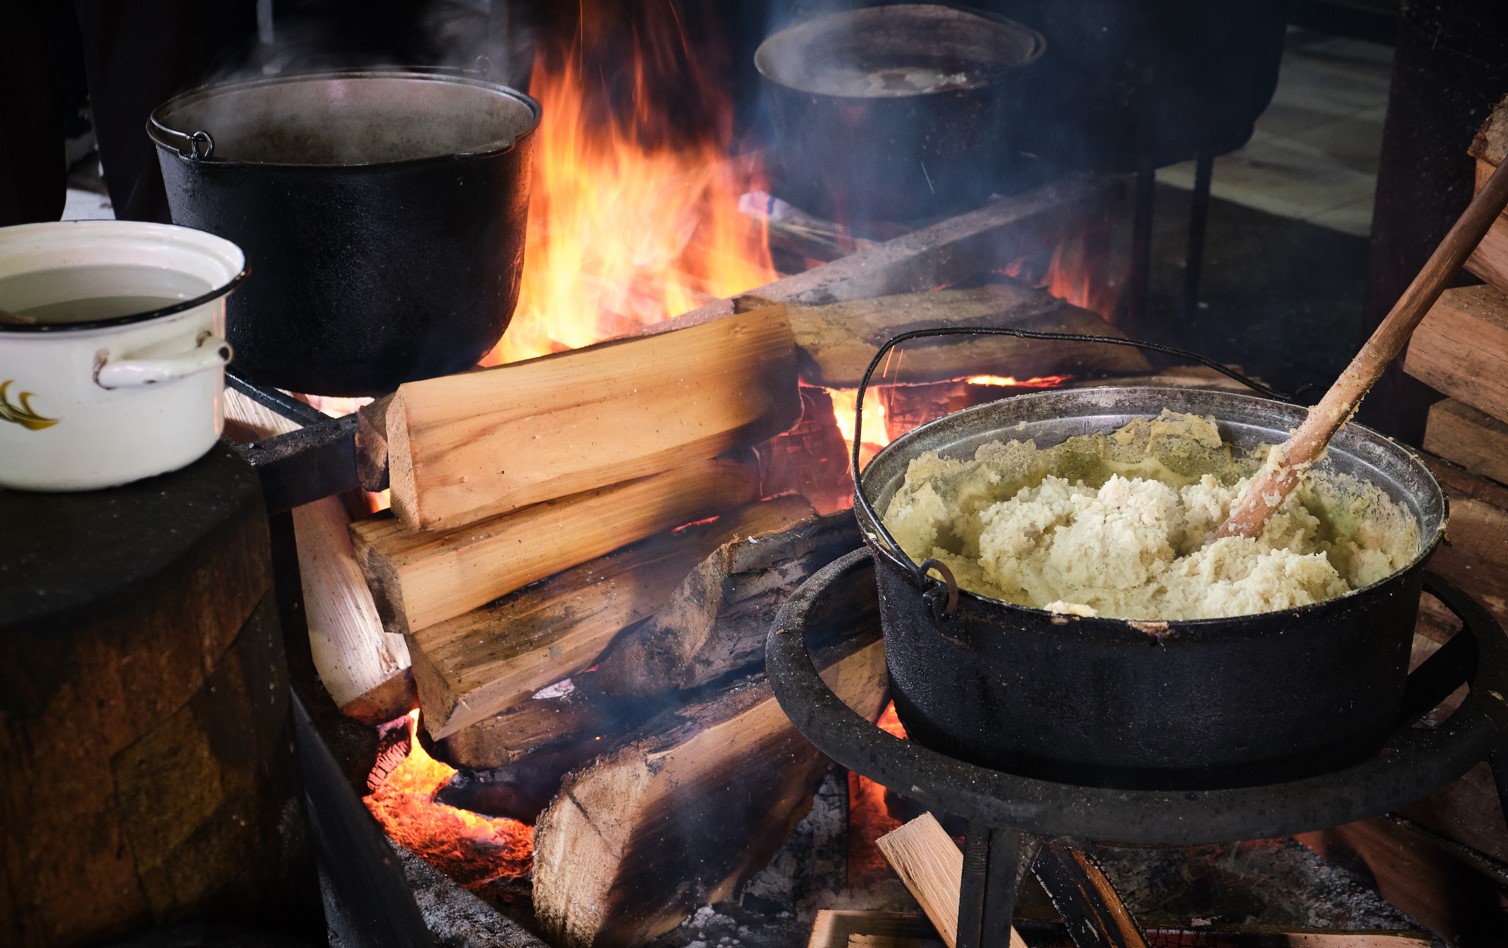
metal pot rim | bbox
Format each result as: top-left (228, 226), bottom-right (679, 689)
top-left (147, 68), bottom-right (543, 170)
top-left (754, 3), bottom-right (1046, 99)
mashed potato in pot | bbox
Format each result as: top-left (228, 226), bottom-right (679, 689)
top-left (881, 410), bottom-right (1419, 620)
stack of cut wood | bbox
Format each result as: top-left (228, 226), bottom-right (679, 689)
top-left (1405, 94), bottom-right (1508, 486)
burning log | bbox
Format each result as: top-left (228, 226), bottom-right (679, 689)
top-left (409, 495), bottom-right (819, 741)
top-left (532, 632), bottom-right (889, 948)
top-left (351, 452), bottom-right (761, 636)
top-left (663, 175), bottom-right (1117, 333)
top-left (767, 283), bottom-right (1149, 389)
top-left (224, 387), bottom-right (413, 723)
top-left (593, 505), bottom-right (862, 699)
top-left (383, 305), bottom-right (800, 532)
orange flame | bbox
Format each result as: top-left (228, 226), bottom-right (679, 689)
top-left (484, 1), bottom-right (775, 364)
top-left (364, 712), bottom-right (532, 896)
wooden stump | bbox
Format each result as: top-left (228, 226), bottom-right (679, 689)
top-left (0, 445), bottom-right (311, 946)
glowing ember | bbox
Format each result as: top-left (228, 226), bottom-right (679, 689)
top-left (484, 1), bottom-right (775, 364)
top-left (966, 374), bottom-right (1073, 388)
top-left (827, 388), bottom-right (890, 460)
top-left (364, 712), bottom-right (533, 900)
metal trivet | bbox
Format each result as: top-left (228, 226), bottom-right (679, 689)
top-left (767, 548), bottom-right (1508, 948)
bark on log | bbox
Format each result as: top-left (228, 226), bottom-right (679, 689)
top-left (594, 507), bottom-right (861, 699)
top-left (385, 306), bottom-right (799, 531)
top-left (409, 496), bottom-right (817, 742)
top-left (532, 634), bottom-right (890, 948)
top-left (351, 453), bottom-right (762, 636)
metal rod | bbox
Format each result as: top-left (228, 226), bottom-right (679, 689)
top-left (1183, 151), bottom-right (1214, 324)
top-left (1125, 159), bottom-right (1156, 337)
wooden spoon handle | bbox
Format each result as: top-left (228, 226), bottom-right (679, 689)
top-left (1217, 155), bottom-right (1508, 539)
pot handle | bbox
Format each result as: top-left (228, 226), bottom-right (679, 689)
top-left (94, 331), bottom-right (233, 390)
top-left (851, 326), bottom-right (1290, 612)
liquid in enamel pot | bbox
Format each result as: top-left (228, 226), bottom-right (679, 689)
top-left (0, 265), bottom-right (213, 323)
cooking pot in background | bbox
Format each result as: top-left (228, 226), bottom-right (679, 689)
top-left (754, 4), bottom-right (1045, 224)
top-left (149, 70), bottom-right (540, 396)
top-left (0, 221), bottom-right (244, 491)
top-left (852, 385), bottom-right (1449, 790)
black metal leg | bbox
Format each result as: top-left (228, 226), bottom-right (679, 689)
top-left (1125, 159), bottom-right (1156, 338)
top-left (1183, 151), bottom-right (1214, 324)
top-left (958, 824), bottom-right (1036, 948)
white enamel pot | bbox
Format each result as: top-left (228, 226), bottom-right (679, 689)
top-left (0, 221), bottom-right (246, 491)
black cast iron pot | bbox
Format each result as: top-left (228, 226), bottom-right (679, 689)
top-left (852, 386), bottom-right (1448, 790)
top-left (754, 4), bottom-right (1045, 223)
top-left (149, 70), bottom-right (540, 396)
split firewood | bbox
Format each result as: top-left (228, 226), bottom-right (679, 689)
top-left (351, 452), bottom-right (761, 636)
top-left (875, 814), bottom-right (1029, 948)
top-left (1422, 399), bottom-right (1508, 486)
top-left (660, 175), bottom-right (1119, 331)
top-left (1466, 93), bottom-right (1508, 294)
top-left (383, 305), bottom-right (799, 531)
top-left (807, 911), bottom-right (1429, 948)
top-left (1032, 840), bottom-right (1150, 948)
top-left (593, 505), bottom-right (862, 699)
top-left (355, 393), bottom-right (395, 492)
top-left (759, 282), bottom-right (1150, 389)
top-left (409, 495), bottom-right (818, 742)
top-left (532, 633), bottom-right (890, 948)
top-left (432, 673), bottom-right (680, 823)
top-left (223, 387), bottom-right (413, 723)
top-left (429, 678), bottom-right (621, 772)
top-left (1403, 284), bottom-right (1508, 428)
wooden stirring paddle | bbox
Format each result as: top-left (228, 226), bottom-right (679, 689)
top-left (1217, 156), bottom-right (1508, 539)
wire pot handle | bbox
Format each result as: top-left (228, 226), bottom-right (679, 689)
top-left (849, 325), bottom-right (1289, 614)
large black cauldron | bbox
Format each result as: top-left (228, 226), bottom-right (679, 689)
top-left (853, 386), bottom-right (1449, 790)
top-left (149, 71), bottom-right (540, 396)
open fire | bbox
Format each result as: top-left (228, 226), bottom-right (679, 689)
top-left (357, 0), bottom-right (1121, 923)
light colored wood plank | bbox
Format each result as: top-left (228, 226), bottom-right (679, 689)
top-left (386, 305), bottom-right (799, 531)
top-left (875, 814), bottom-right (1028, 948)
top-left (352, 453), bottom-right (761, 636)
top-left (410, 496), bottom-right (816, 741)
top-left (1404, 284), bottom-right (1508, 425)
top-left (1422, 398), bottom-right (1508, 486)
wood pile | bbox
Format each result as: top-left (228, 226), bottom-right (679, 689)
top-left (1407, 94), bottom-right (1508, 486)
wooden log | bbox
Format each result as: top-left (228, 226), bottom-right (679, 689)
top-left (1403, 283), bottom-right (1508, 425)
top-left (291, 496), bottom-right (413, 723)
top-left (224, 387), bottom-right (413, 723)
top-left (593, 505), bottom-right (861, 699)
top-left (430, 678), bottom-right (622, 772)
top-left (659, 175), bottom-right (1119, 334)
top-left (351, 452), bottom-right (761, 636)
top-left (766, 282), bottom-right (1150, 389)
top-left (1466, 95), bottom-right (1508, 294)
top-left (355, 393), bottom-right (395, 492)
top-left (1422, 398), bottom-right (1508, 487)
top-left (532, 634), bottom-right (891, 948)
top-left (1031, 841), bottom-right (1150, 948)
top-left (874, 814), bottom-right (1029, 948)
top-left (409, 495), bottom-right (817, 741)
top-left (385, 305), bottom-right (799, 531)
top-left (0, 446), bottom-right (309, 946)
top-left (807, 911), bottom-right (1431, 948)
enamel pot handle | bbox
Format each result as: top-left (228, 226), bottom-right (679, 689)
top-left (94, 332), bottom-right (233, 390)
